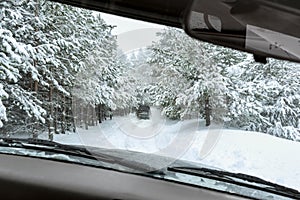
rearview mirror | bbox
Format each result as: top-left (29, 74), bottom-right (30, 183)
top-left (184, 0), bottom-right (300, 63)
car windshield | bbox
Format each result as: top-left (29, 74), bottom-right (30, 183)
top-left (1, 0), bottom-right (300, 199)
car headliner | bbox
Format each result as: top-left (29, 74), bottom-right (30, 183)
top-left (50, 0), bottom-right (300, 64)
top-left (51, 0), bottom-right (190, 28)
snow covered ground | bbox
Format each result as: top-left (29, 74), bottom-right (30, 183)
top-left (52, 108), bottom-right (300, 190)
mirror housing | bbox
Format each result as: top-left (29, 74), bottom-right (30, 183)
top-left (184, 0), bottom-right (300, 63)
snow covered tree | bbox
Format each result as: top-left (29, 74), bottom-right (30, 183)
top-left (1, 0), bottom-right (134, 135)
top-left (126, 48), bottom-right (153, 106)
top-left (148, 28), bottom-right (228, 123)
top-left (70, 11), bottom-right (138, 128)
top-left (0, 0), bottom-right (46, 134)
top-left (227, 57), bottom-right (300, 141)
top-left (0, 85), bottom-right (8, 128)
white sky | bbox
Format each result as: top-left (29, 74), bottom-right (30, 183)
top-left (100, 12), bottom-right (164, 35)
top-left (100, 13), bottom-right (165, 52)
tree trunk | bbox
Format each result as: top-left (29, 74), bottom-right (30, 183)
top-left (32, 79), bottom-right (39, 139)
top-left (79, 103), bottom-right (83, 127)
top-left (32, 0), bottom-right (40, 139)
top-left (54, 105), bottom-right (58, 134)
top-left (84, 104), bottom-right (89, 130)
top-left (98, 104), bottom-right (102, 123)
top-left (61, 95), bottom-right (66, 134)
top-left (48, 84), bottom-right (54, 141)
top-left (91, 104), bottom-right (95, 126)
top-left (95, 105), bottom-right (98, 126)
top-left (205, 96), bottom-right (211, 126)
top-left (71, 97), bottom-right (76, 132)
top-left (54, 91), bottom-right (58, 134)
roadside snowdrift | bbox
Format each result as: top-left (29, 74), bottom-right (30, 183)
top-left (53, 114), bottom-right (300, 190)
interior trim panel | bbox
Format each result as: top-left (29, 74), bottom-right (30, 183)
top-left (0, 154), bottom-right (249, 200)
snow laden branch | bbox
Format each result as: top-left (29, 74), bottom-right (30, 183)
top-left (148, 28), bottom-right (300, 141)
top-left (0, 0), bottom-right (135, 136)
top-left (148, 28), bottom-right (228, 124)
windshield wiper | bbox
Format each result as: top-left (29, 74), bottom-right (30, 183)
top-left (0, 137), bottom-right (157, 173)
top-left (0, 137), bottom-right (106, 161)
top-left (168, 166), bottom-right (300, 199)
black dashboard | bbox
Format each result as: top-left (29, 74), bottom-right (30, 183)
top-left (0, 153), bottom-right (249, 200)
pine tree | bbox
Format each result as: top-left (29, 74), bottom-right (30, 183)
top-left (0, 0), bottom-right (132, 135)
top-left (227, 58), bottom-right (300, 141)
top-left (149, 28), bottom-right (228, 123)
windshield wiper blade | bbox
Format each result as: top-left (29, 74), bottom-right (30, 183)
top-left (168, 166), bottom-right (300, 199)
top-left (0, 137), bottom-right (157, 173)
top-left (0, 137), bottom-right (104, 161)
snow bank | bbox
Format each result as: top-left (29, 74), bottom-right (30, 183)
top-left (53, 115), bottom-right (300, 190)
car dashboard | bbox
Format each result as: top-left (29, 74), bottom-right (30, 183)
top-left (0, 153), bottom-right (250, 200)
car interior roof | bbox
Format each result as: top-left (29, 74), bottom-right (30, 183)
top-left (51, 0), bottom-right (190, 28)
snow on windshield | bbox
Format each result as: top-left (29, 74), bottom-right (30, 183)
top-left (0, 0), bottom-right (300, 193)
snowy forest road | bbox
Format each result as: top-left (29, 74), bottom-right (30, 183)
top-left (48, 107), bottom-right (206, 170)
top-left (79, 107), bottom-right (202, 156)
top-left (52, 107), bottom-right (221, 161)
top-left (52, 107), bottom-right (211, 160)
top-left (114, 107), bottom-right (167, 139)
top-left (51, 111), bottom-right (300, 190)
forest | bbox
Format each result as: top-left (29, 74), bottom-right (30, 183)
top-left (1, 0), bottom-right (299, 141)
